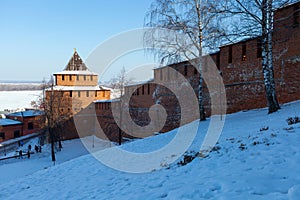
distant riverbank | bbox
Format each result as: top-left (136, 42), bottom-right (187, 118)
top-left (0, 82), bottom-right (42, 91)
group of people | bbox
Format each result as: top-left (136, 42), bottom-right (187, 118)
top-left (18, 144), bottom-right (42, 159)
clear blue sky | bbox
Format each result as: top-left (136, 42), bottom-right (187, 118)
top-left (0, 0), bottom-right (153, 82)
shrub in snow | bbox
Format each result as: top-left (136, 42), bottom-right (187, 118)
top-left (270, 133), bottom-right (277, 137)
top-left (239, 143), bottom-right (247, 150)
top-left (260, 126), bottom-right (269, 131)
top-left (211, 146), bottom-right (221, 152)
top-left (177, 151), bottom-right (199, 166)
top-left (286, 116), bottom-right (300, 125)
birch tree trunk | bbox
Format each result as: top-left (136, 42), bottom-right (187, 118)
top-left (262, 0), bottom-right (280, 114)
top-left (195, 0), bottom-right (206, 121)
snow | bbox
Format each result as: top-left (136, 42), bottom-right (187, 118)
top-left (0, 90), bottom-right (42, 111)
top-left (53, 70), bottom-right (98, 75)
top-left (7, 110), bottom-right (44, 118)
top-left (94, 99), bottom-right (120, 103)
top-left (46, 85), bottom-right (103, 91)
top-left (0, 101), bottom-right (299, 199)
top-left (0, 118), bottom-right (23, 126)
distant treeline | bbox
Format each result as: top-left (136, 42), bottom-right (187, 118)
top-left (0, 84), bottom-right (43, 91)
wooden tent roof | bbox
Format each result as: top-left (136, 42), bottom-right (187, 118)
top-left (64, 49), bottom-right (88, 71)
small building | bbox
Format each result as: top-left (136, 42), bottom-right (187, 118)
top-left (6, 110), bottom-right (44, 136)
top-left (0, 119), bottom-right (23, 142)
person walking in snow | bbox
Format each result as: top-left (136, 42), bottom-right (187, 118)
top-left (27, 150), bottom-right (30, 159)
top-left (35, 145), bottom-right (38, 153)
top-left (19, 150), bottom-right (23, 159)
top-left (28, 144), bottom-right (31, 152)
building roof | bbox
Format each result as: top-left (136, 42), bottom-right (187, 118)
top-left (53, 71), bottom-right (98, 75)
top-left (0, 118), bottom-right (23, 127)
top-left (54, 49), bottom-right (98, 76)
top-left (7, 110), bottom-right (44, 118)
top-left (46, 85), bottom-right (111, 91)
top-left (94, 99), bottom-right (120, 103)
top-left (64, 49), bottom-right (88, 71)
top-left (125, 79), bottom-right (154, 87)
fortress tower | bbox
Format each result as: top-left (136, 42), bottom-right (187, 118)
top-left (46, 49), bottom-right (110, 114)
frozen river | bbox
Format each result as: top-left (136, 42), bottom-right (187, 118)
top-left (0, 90), bottom-right (42, 111)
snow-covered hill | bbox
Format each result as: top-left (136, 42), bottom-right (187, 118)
top-left (0, 101), bottom-right (300, 199)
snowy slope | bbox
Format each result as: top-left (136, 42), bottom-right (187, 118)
top-left (0, 101), bottom-right (300, 199)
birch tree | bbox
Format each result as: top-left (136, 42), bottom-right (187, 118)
top-left (144, 0), bottom-right (224, 121)
top-left (219, 0), bottom-right (296, 113)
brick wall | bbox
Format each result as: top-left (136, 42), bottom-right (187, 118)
top-left (0, 124), bottom-right (23, 142)
top-left (55, 74), bottom-right (98, 86)
top-left (58, 2), bottom-right (300, 142)
top-left (6, 116), bottom-right (44, 136)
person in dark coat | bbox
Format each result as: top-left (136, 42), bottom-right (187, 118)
top-left (28, 144), bottom-right (31, 151)
top-left (19, 150), bottom-right (23, 159)
top-left (38, 145), bottom-right (42, 153)
top-left (35, 145), bottom-right (39, 153)
top-left (27, 150), bottom-right (30, 159)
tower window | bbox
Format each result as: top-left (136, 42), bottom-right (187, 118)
top-left (14, 130), bottom-right (20, 138)
top-left (70, 91), bottom-right (72, 97)
top-left (28, 122), bottom-right (34, 130)
top-left (84, 75), bottom-right (86, 81)
top-left (228, 46), bottom-right (232, 63)
top-left (91, 75), bottom-right (93, 81)
top-left (242, 43), bottom-right (247, 61)
top-left (69, 75), bottom-right (72, 81)
top-left (77, 75), bottom-right (79, 81)
top-left (86, 91), bottom-right (89, 97)
top-left (0, 132), bottom-right (5, 140)
top-left (142, 85), bottom-right (145, 95)
top-left (148, 84), bottom-right (150, 95)
top-left (62, 75), bottom-right (65, 81)
top-left (78, 91), bottom-right (81, 97)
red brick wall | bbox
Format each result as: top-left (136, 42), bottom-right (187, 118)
top-left (6, 116), bottom-right (44, 136)
top-left (56, 2), bottom-right (300, 141)
top-left (0, 124), bottom-right (23, 142)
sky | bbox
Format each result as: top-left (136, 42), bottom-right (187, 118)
top-left (0, 0), bottom-right (155, 82)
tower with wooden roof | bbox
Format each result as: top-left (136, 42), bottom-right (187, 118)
top-left (47, 49), bottom-right (111, 113)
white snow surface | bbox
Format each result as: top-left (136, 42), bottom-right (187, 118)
top-left (0, 101), bottom-right (300, 199)
top-left (0, 90), bottom-right (42, 111)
